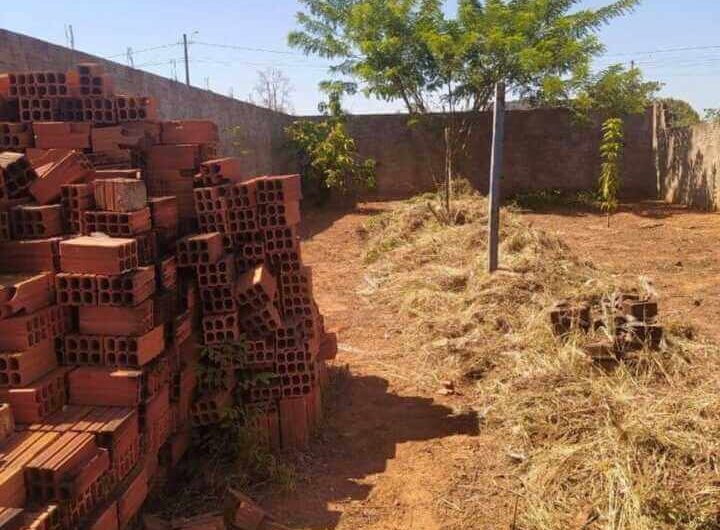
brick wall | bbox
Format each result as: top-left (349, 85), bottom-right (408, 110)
top-left (342, 108), bottom-right (657, 199)
top-left (0, 28), bottom-right (293, 177)
top-left (658, 120), bottom-right (720, 210)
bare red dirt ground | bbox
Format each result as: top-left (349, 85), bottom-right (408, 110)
top-left (264, 200), bottom-right (720, 530)
top-left (523, 201), bottom-right (720, 341)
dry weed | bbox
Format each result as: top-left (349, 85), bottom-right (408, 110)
top-left (361, 188), bottom-right (720, 529)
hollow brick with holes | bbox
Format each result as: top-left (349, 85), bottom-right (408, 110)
top-left (96, 266), bottom-right (155, 307)
top-left (103, 325), bottom-right (165, 368)
top-left (201, 312), bottom-right (241, 345)
top-left (84, 207), bottom-right (151, 237)
top-left (10, 204), bottom-right (64, 239)
top-left (55, 273), bottom-right (99, 306)
top-left (62, 335), bottom-right (105, 367)
top-left (176, 232), bottom-right (223, 267)
top-left (255, 174), bottom-right (302, 205)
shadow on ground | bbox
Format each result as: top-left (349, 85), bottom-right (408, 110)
top-left (300, 204), bottom-right (388, 241)
top-left (516, 200), bottom-right (702, 221)
top-left (266, 370), bottom-right (480, 529)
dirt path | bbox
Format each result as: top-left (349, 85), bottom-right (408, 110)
top-left (264, 204), bottom-right (512, 530)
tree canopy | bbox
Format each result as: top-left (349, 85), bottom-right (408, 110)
top-left (660, 98), bottom-right (700, 128)
top-left (573, 64), bottom-right (661, 119)
top-left (289, 0), bottom-right (642, 114)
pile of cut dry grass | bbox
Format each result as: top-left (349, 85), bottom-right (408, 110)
top-left (360, 188), bottom-right (720, 529)
top-left (360, 188), bottom-right (614, 383)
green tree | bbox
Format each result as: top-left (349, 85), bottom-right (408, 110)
top-left (286, 83), bottom-right (376, 205)
top-left (661, 98), bottom-right (700, 128)
top-left (704, 108), bottom-right (720, 123)
top-left (572, 64), bottom-right (660, 120)
top-left (599, 117), bottom-right (624, 226)
top-left (289, 0), bottom-right (641, 217)
top-left (570, 65), bottom-right (659, 224)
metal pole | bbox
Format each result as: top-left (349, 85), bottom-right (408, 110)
top-left (488, 81), bottom-right (506, 273)
top-left (183, 34), bottom-right (190, 86)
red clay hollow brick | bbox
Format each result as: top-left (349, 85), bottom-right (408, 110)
top-left (236, 265), bottom-right (277, 311)
top-left (62, 335), bottom-right (105, 366)
top-left (0, 151), bottom-right (38, 200)
top-left (84, 207), bottom-right (152, 237)
top-left (258, 201), bottom-right (301, 229)
top-left (160, 120), bottom-right (218, 145)
top-left (115, 95), bottom-right (156, 121)
top-left (78, 298), bottom-right (154, 336)
top-left (103, 325), bottom-right (165, 368)
top-left (33, 122), bottom-right (92, 150)
top-left (318, 332), bottom-right (338, 362)
top-left (68, 367), bottom-right (143, 407)
top-left (196, 255), bottom-right (235, 289)
top-left (0, 272), bottom-right (55, 320)
top-left (0, 305), bottom-right (67, 351)
top-left (279, 397), bottom-right (309, 449)
top-left (59, 235), bottom-right (138, 275)
top-left (117, 464), bottom-right (148, 528)
top-left (87, 500), bottom-right (119, 530)
top-left (158, 257), bottom-right (177, 291)
top-left (0, 366), bottom-right (68, 423)
top-left (10, 204), bottom-right (64, 239)
top-left (202, 312), bottom-right (241, 345)
top-left (176, 233), bottom-right (224, 267)
top-left (97, 266), bottom-right (155, 307)
top-left (55, 273), bottom-right (99, 306)
top-left (0, 237), bottom-right (62, 273)
top-left (200, 157), bottom-right (242, 180)
top-left (93, 178), bottom-right (148, 213)
top-left (30, 150), bottom-right (93, 205)
top-left (256, 174), bottom-right (302, 204)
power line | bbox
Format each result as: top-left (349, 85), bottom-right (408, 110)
top-left (103, 42), bottom-right (181, 59)
top-left (603, 44), bottom-right (720, 58)
top-left (192, 41), bottom-right (305, 56)
top-left (190, 56), bottom-right (332, 69)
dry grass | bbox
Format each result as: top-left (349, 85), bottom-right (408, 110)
top-left (360, 187), bottom-right (720, 529)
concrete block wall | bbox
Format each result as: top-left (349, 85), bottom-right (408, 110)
top-left (342, 108), bottom-right (657, 199)
top-left (658, 121), bottom-right (720, 210)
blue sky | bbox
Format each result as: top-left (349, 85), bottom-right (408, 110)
top-left (1, 1), bottom-right (719, 115)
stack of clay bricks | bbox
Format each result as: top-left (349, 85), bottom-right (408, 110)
top-left (0, 64), bottom-right (336, 529)
top-left (0, 165), bottom-right (194, 528)
top-left (551, 293), bottom-right (664, 363)
top-left (183, 159), bottom-right (338, 450)
top-left (0, 64), bottom-right (155, 153)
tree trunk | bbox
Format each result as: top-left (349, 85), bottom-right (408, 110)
top-left (444, 125), bottom-right (452, 221)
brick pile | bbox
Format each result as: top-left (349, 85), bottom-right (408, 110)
top-left (0, 64), bottom-right (337, 529)
top-left (551, 294), bottom-right (663, 363)
top-left (186, 166), bottom-right (339, 451)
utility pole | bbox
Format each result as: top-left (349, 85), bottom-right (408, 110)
top-left (183, 33), bottom-right (190, 86)
top-left (487, 81), bottom-right (506, 274)
top-left (65, 25), bottom-right (75, 66)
